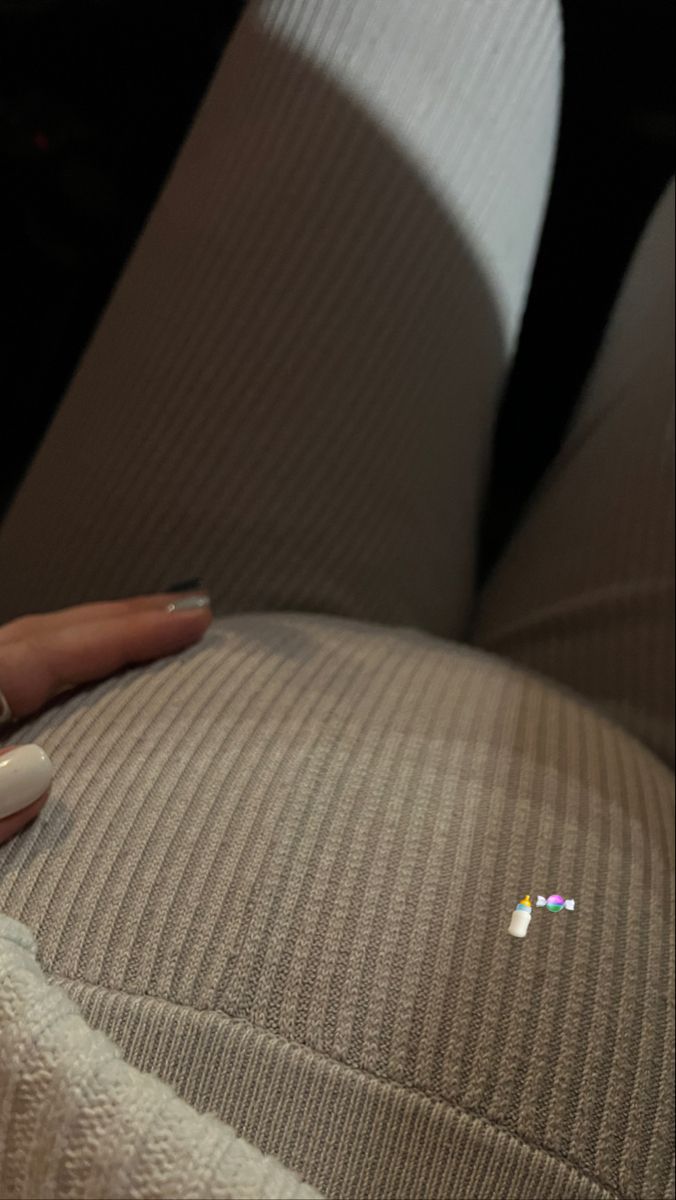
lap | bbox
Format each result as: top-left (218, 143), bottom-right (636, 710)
top-left (2, 614), bottom-right (672, 1199)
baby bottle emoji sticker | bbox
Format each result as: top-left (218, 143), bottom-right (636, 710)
top-left (508, 895), bottom-right (532, 938)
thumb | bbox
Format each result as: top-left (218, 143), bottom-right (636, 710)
top-left (0, 745), bottom-right (53, 845)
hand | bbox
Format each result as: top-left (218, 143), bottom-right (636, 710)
top-left (0, 592), bottom-right (211, 845)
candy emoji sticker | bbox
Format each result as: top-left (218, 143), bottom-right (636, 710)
top-left (535, 894), bottom-right (575, 911)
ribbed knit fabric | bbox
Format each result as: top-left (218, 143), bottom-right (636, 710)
top-left (2, 5), bottom-right (674, 1198)
top-left (0, 0), bottom-right (560, 637)
top-left (1, 615), bottom-right (673, 1199)
top-left (0, 917), bottom-right (321, 1200)
top-left (474, 179), bottom-right (675, 766)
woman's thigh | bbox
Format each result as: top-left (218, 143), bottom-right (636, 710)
top-left (475, 179), bottom-right (675, 765)
top-left (0, 0), bottom-right (561, 638)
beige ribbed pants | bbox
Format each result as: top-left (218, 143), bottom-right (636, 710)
top-left (1, 3), bottom-right (673, 1199)
top-left (475, 180), bottom-right (675, 767)
top-left (0, 0), bottom-right (561, 637)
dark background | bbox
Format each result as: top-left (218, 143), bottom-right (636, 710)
top-left (1, 0), bottom-right (674, 574)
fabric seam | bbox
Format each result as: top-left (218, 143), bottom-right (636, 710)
top-left (52, 967), bottom-right (620, 1200)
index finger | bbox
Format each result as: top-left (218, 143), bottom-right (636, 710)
top-left (0, 594), bottom-right (186, 644)
top-left (0, 603), bottom-right (211, 721)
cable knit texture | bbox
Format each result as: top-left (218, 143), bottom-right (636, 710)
top-left (0, 916), bottom-right (320, 1200)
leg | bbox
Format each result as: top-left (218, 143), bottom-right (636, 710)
top-left (475, 179), bottom-right (675, 765)
top-left (0, 0), bottom-right (561, 638)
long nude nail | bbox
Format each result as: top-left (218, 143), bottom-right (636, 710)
top-left (0, 745), bottom-right (53, 819)
top-left (165, 577), bottom-right (202, 593)
top-left (166, 594), bottom-right (210, 613)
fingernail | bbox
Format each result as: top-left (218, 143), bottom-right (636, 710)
top-left (166, 593), bottom-right (211, 613)
top-left (165, 577), bottom-right (202, 593)
top-left (0, 745), bottom-right (53, 820)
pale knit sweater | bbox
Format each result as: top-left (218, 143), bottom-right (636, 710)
top-left (0, 915), bottom-right (321, 1200)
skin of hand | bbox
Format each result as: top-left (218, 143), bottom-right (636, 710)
top-left (0, 592), bottom-right (211, 845)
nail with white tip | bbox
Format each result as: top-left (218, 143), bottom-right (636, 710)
top-left (166, 594), bottom-right (210, 613)
top-left (0, 745), bottom-right (53, 819)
